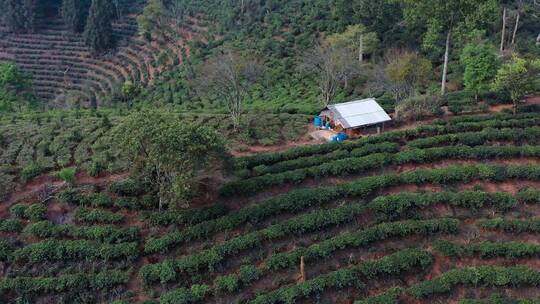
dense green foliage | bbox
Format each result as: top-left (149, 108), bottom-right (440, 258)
top-left (113, 109), bottom-right (229, 208)
top-left (83, 0), bottom-right (114, 54)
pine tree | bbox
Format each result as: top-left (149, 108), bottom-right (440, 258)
top-left (61, 0), bottom-right (87, 33)
top-left (83, 0), bottom-right (114, 54)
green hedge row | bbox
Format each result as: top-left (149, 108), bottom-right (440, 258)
top-left (146, 164), bottom-right (540, 254)
top-left (369, 191), bottom-right (517, 220)
top-left (23, 221), bottom-right (140, 243)
top-left (74, 207), bottom-right (124, 224)
top-left (236, 113), bottom-right (540, 169)
top-left (265, 218), bottom-right (458, 271)
top-left (408, 265), bottom-right (540, 298)
top-left (429, 112), bottom-right (538, 126)
top-left (10, 203), bottom-right (47, 221)
top-left (0, 240), bottom-right (13, 262)
top-left (361, 265), bottom-right (540, 301)
top-left (0, 219), bottom-right (23, 233)
top-left (144, 204), bottom-right (230, 227)
top-left (353, 287), bottom-right (402, 304)
top-left (434, 240), bottom-right (540, 259)
top-left (57, 190), bottom-right (158, 210)
top-left (517, 188), bottom-right (540, 204)
top-left (107, 178), bottom-right (147, 196)
top-left (408, 127), bottom-right (540, 149)
top-left (140, 202), bottom-right (367, 284)
top-left (251, 249), bottom-right (433, 304)
top-left (458, 295), bottom-right (540, 304)
top-left (250, 142), bottom-right (399, 177)
top-left (222, 144), bottom-right (540, 197)
top-left (0, 270), bottom-right (129, 295)
top-left (159, 284), bottom-right (210, 304)
top-left (11, 239), bottom-right (139, 264)
top-left (478, 218), bottom-right (540, 233)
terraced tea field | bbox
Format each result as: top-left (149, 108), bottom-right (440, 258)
top-left (0, 6), bottom-right (205, 105)
top-left (2, 108), bottom-right (540, 303)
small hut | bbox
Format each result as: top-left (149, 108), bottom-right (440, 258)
top-left (319, 98), bottom-right (391, 138)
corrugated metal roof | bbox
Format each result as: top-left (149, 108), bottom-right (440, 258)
top-left (327, 98), bottom-right (391, 129)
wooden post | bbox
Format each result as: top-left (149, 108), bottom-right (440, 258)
top-left (377, 125), bottom-right (381, 134)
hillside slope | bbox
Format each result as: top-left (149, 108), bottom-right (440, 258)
top-left (1, 105), bottom-right (540, 303)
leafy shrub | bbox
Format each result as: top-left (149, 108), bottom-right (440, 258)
top-left (23, 221), bottom-right (140, 243)
top-left (0, 240), bottom-right (13, 261)
top-left (518, 188), bottom-right (540, 204)
top-left (408, 266), bottom-right (540, 298)
top-left (433, 240), bottom-right (540, 259)
top-left (108, 178), bottom-right (146, 196)
top-left (160, 284), bottom-right (210, 304)
top-left (0, 270), bottom-right (129, 294)
top-left (51, 167), bottom-right (77, 185)
top-left (74, 208), bottom-right (124, 224)
top-left (145, 205), bottom-right (229, 227)
top-left (478, 218), bottom-right (540, 233)
top-left (12, 239), bottom-right (139, 263)
top-left (239, 264), bottom-right (262, 283)
top-left (0, 219), bottom-right (23, 232)
top-left (21, 164), bottom-right (43, 183)
top-left (213, 275), bottom-right (239, 292)
top-left (10, 203), bottom-right (47, 221)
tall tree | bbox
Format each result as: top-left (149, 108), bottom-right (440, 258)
top-left (194, 50), bottom-right (261, 131)
top-left (460, 42), bottom-right (500, 100)
top-left (0, 61), bottom-right (34, 112)
top-left (492, 56), bottom-right (540, 114)
top-left (385, 49), bottom-right (432, 104)
top-left (325, 24), bottom-right (379, 63)
top-left (396, 0), bottom-right (499, 95)
top-left (113, 109), bottom-right (229, 209)
top-left (61, 0), bottom-right (88, 33)
top-left (351, 0), bottom-right (403, 46)
top-left (83, 0), bottom-right (114, 54)
top-left (137, 0), bottom-right (168, 39)
top-left (301, 42), bottom-right (358, 106)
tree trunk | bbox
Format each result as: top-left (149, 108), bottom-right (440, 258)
top-left (441, 29), bottom-right (452, 95)
top-left (511, 11), bottom-right (520, 47)
top-left (500, 7), bottom-right (506, 53)
top-left (358, 34), bottom-right (363, 63)
top-left (298, 256), bottom-right (306, 284)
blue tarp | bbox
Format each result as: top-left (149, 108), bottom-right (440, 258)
top-left (331, 132), bottom-right (348, 142)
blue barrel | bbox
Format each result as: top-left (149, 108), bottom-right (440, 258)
top-left (314, 116), bottom-right (322, 127)
top-left (335, 132), bottom-right (348, 142)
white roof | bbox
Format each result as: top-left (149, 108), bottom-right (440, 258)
top-left (326, 98), bottom-right (391, 129)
